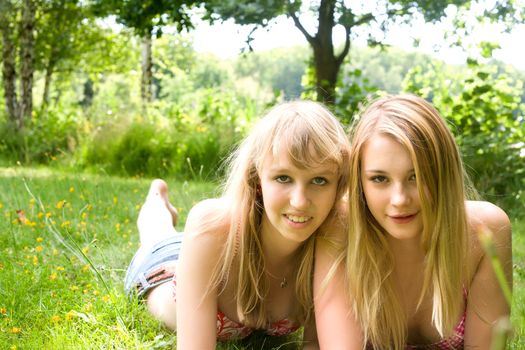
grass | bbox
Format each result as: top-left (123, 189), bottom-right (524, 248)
top-left (0, 166), bottom-right (523, 349)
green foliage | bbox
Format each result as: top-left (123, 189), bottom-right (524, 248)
top-left (91, 0), bottom-right (200, 35)
top-left (403, 61), bottom-right (525, 216)
top-left (0, 106), bottom-right (80, 165)
top-left (301, 57), bottom-right (377, 126)
top-left (78, 89), bottom-right (255, 180)
top-left (234, 46), bottom-right (310, 99)
top-left (334, 67), bottom-right (378, 126)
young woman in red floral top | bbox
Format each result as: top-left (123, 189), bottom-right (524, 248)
top-left (125, 100), bottom-right (350, 349)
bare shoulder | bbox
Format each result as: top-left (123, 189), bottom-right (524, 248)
top-left (184, 197), bottom-right (231, 241)
top-left (465, 200), bottom-right (512, 274)
top-left (466, 200), bottom-right (511, 236)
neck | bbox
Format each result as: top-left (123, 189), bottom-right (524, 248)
top-left (387, 235), bottom-right (425, 264)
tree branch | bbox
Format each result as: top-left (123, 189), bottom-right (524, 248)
top-left (288, 9), bottom-right (315, 46)
top-left (335, 24), bottom-right (351, 66)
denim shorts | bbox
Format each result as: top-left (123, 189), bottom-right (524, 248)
top-left (124, 232), bottom-right (184, 298)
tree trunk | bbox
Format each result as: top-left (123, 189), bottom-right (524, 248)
top-left (19, 0), bottom-right (35, 126)
top-left (141, 32), bottom-right (153, 104)
top-left (42, 55), bottom-right (56, 109)
top-left (312, 0), bottom-right (338, 104)
top-left (290, 0), bottom-right (349, 105)
top-left (0, 1), bottom-right (20, 128)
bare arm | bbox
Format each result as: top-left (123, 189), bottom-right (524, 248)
top-left (314, 213), bottom-right (364, 349)
top-left (176, 199), bottom-right (228, 350)
top-left (464, 201), bottom-right (512, 349)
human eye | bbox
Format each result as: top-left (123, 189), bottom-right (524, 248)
top-left (370, 175), bottom-right (387, 183)
top-left (408, 173), bottom-right (417, 182)
top-left (275, 175), bottom-right (291, 183)
top-left (312, 177), bottom-right (328, 186)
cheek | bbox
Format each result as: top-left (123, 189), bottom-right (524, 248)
top-left (362, 186), bottom-right (383, 212)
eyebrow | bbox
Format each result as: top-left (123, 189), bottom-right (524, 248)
top-left (363, 169), bottom-right (415, 174)
top-left (270, 167), bottom-right (338, 176)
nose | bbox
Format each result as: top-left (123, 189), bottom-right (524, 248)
top-left (290, 185), bottom-right (310, 209)
top-left (390, 183), bottom-right (410, 207)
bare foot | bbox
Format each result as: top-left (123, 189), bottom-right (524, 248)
top-left (137, 179), bottom-right (179, 247)
top-left (148, 179), bottom-right (179, 226)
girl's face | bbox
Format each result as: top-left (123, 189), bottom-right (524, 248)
top-left (258, 150), bottom-right (339, 246)
top-left (360, 134), bottom-right (423, 241)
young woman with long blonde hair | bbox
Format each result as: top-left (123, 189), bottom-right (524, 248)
top-left (124, 100), bottom-right (350, 349)
top-left (314, 94), bottom-right (512, 349)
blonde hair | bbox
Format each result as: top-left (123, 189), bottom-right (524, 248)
top-left (347, 94), bottom-right (468, 349)
top-left (210, 100), bottom-right (350, 328)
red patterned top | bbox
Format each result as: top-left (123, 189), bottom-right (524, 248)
top-left (216, 311), bottom-right (300, 340)
top-left (173, 276), bottom-right (299, 341)
top-left (405, 309), bottom-right (465, 349)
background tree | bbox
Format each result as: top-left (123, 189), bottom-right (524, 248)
top-left (91, 0), bottom-right (202, 105)
top-left (0, 0), bottom-right (36, 130)
top-left (207, 0), bottom-right (521, 104)
top-left (35, 0), bottom-right (95, 110)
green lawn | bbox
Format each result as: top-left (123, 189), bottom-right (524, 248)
top-left (0, 167), bottom-right (523, 349)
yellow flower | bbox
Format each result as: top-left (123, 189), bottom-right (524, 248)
top-left (32, 256), bottom-right (38, 265)
top-left (56, 266), bottom-right (65, 271)
top-left (0, 307), bottom-right (6, 315)
top-left (65, 310), bottom-right (75, 321)
top-left (35, 246), bottom-right (43, 252)
top-left (102, 295), bottom-right (111, 303)
top-left (49, 272), bottom-right (57, 280)
top-left (83, 303), bottom-right (93, 312)
top-left (56, 200), bottom-right (66, 209)
top-left (0, 202), bottom-right (3, 208)
top-left (93, 290), bottom-right (100, 296)
top-left (69, 186), bottom-right (75, 193)
top-left (81, 212), bottom-right (88, 220)
top-left (45, 212), bottom-right (52, 218)
top-left (10, 327), bottom-right (21, 334)
top-left (115, 223), bottom-right (121, 231)
top-left (81, 247), bottom-right (89, 255)
top-left (37, 212), bottom-right (44, 219)
top-left (10, 345), bottom-right (16, 350)
top-left (69, 285), bottom-right (79, 292)
top-left (113, 196), bottom-right (118, 204)
top-left (82, 264), bottom-right (90, 272)
top-left (51, 315), bottom-right (61, 323)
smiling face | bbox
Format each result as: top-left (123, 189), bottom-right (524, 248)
top-left (258, 150), bottom-right (339, 245)
top-left (360, 133), bottom-right (423, 241)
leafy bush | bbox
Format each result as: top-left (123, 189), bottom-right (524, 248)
top-left (78, 89), bottom-right (256, 180)
top-left (403, 60), bottom-right (525, 216)
top-left (0, 106), bottom-right (80, 164)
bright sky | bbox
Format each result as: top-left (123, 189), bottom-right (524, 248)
top-left (191, 11), bottom-right (525, 71)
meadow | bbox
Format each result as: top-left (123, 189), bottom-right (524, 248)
top-left (0, 167), bottom-right (523, 349)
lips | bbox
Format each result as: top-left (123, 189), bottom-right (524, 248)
top-left (388, 213), bottom-right (417, 224)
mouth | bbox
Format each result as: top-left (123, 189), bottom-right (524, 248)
top-left (284, 214), bottom-right (312, 223)
top-left (388, 213), bottom-right (417, 224)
